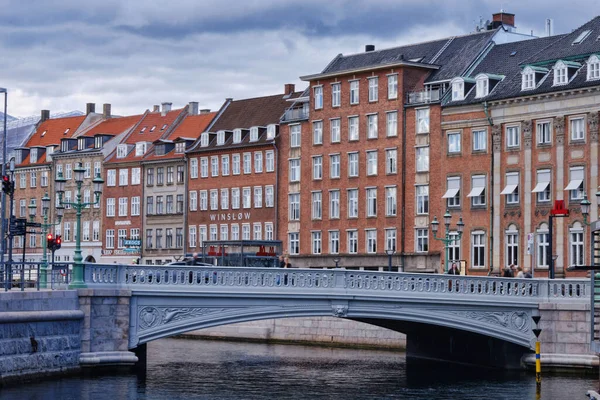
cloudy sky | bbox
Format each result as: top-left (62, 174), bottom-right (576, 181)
top-left (0, 0), bottom-right (594, 118)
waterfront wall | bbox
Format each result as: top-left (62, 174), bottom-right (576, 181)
top-left (0, 291), bottom-right (83, 384)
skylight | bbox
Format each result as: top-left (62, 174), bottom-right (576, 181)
top-left (64, 128), bottom-right (70, 135)
top-left (41, 131), bottom-right (47, 137)
top-left (150, 125), bottom-right (156, 132)
top-left (140, 126), bottom-right (147, 133)
top-left (573, 30), bottom-right (592, 45)
top-left (161, 124), bottom-right (168, 130)
top-left (510, 51), bottom-right (517, 57)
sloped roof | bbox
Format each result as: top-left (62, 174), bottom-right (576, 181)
top-left (167, 112), bottom-right (216, 141)
top-left (81, 114), bottom-right (143, 137)
top-left (24, 115), bottom-right (86, 148)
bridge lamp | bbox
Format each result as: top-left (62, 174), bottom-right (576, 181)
top-left (385, 248), bottom-right (396, 272)
top-left (431, 211), bottom-right (464, 274)
top-left (431, 217), bottom-right (439, 235)
top-left (581, 193), bottom-right (591, 225)
top-left (41, 193), bottom-right (50, 216)
top-left (55, 172), bottom-right (66, 197)
top-left (28, 199), bottom-right (37, 220)
top-left (333, 256), bottom-right (340, 268)
top-left (443, 210), bottom-right (451, 228)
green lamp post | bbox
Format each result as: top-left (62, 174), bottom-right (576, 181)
top-left (431, 210), bottom-right (465, 274)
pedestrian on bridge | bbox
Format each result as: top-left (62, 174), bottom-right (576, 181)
top-left (447, 262), bottom-right (460, 275)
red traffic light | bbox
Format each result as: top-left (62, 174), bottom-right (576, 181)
top-left (2, 176), bottom-right (9, 183)
top-left (47, 233), bottom-right (53, 240)
top-left (56, 236), bottom-right (61, 245)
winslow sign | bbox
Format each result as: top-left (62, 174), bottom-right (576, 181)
top-left (209, 212), bottom-right (251, 222)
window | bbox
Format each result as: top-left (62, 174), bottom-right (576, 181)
top-left (289, 232), bottom-right (299, 255)
top-left (157, 167), bottom-right (164, 185)
top-left (366, 230), bottom-right (377, 253)
top-left (570, 222), bottom-right (584, 267)
top-left (30, 172), bottom-right (36, 188)
top-left (65, 164), bottom-right (73, 180)
top-left (199, 226), bottom-right (207, 247)
top-left (253, 223), bottom-right (262, 240)
top-left (416, 185), bottom-right (429, 215)
top-left (416, 229), bottom-right (428, 253)
top-left (448, 232), bottom-right (460, 262)
top-left (155, 144), bottom-right (166, 156)
top-left (41, 171), bottom-right (48, 187)
top-left (570, 117), bottom-right (585, 141)
top-left (366, 188), bottom-right (377, 217)
top-left (200, 157), bottom-right (209, 177)
top-left (385, 186), bottom-right (397, 216)
top-left (367, 114), bottom-right (378, 139)
top-left (502, 172), bottom-right (520, 205)
top-left (93, 221), bottom-right (99, 241)
top-left (107, 170), bottom-right (116, 186)
top-left (473, 129), bottom-right (486, 151)
top-left (118, 197), bottom-right (128, 216)
top-left (331, 83), bottom-right (341, 107)
top-left (533, 169), bottom-right (551, 203)
top-left (313, 156), bottom-right (323, 180)
top-left (131, 196), bottom-right (140, 216)
top-left (83, 162), bottom-right (91, 178)
top-left (566, 166), bottom-right (585, 201)
top-left (416, 147), bottom-right (429, 172)
top-left (265, 151), bottom-right (274, 172)
top-left (30, 148), bottom-right (38, 163)
top-left (232, 154), bottom-right (241, 175)
top-left (347, 230), bottom-right (358, 254)
top-left (147, 196), bottom-right (154, 214)
top-left (243, 153), bottom-right (252, 174)
top-left (289, 159), bottom-right (300, 182)
top-left (537, 121), bottom-right (551, 144)
top-left (312, 231), bottom-right (322, 254)
top-left (221, 188), bottom-right (230, 210)
top-left (156, 196), bottom-right (164, 214)
top-left (146, 168), bottom-right (154, 185)
top-left (190, 158), bottom-right (198, 179)
top-left (385, 229), bottom-right (397, 252)
top-left (553, 61), bottom-right (568, 85)
top-left (267, 125), bottom-right (276, 140)
top-left (175, 142), bottom-right (186, 153)
top-left (265, 186), bottom-right (274, 207)
top-left (350, 80), bottom-right (359, 104)
top-left (217, 130), bottom-right (225, 145)
top-left (348, 189), bottom-right (358, 218)
top-left (209, 225), bottom-right (218, 241)
top-left (117, 144), bottom-right (128, 158)
top-left (348, 116), bottom-right (359, 141)
top-left (313, 121), bottom-right (323, 145)
top-left (118, 229), bottom-right (127, 248)
top-left (289, 193), bottom-right (300, 221)
top-left (312, 191), bottom-right (322, 220)
top-left (106, 198), bottom-right (115, 217)
top-left (448, 132), bottom-right (461, 153)
top-left (444, 176), bottom-right (461, 208)
top-left (384, 149), bottom-right (397, 174)
top-left (119, 169), bottom-right (128, 186)
top-left (537, 224), bottom-right (549, 268)
top-left (367, 151), bottom-right (377, 176)
top-left (368, 77), bottom-right (378, 102)
top-left (505, 225), bottom-right (519, 267)
top-left (210, 190), bottom-right (218, 210)
top-left (210, 156), bottom-right (219, 177)
top-left (254, 152), bottom-right (263, 173)
top-left (330, 154), bottom-right (340, 178)
top-left (588, 55), bottom-right (600, 80)
top-left (135, 142), bottom-right (147, 156)
top-left (386, 111), bottom-right (397, 137)
top-left (232, 129), bottom-right (242, 144)
top-left (231, 188), bottom-right (240, 209)
top-left (329, 190), bottom-right (340, 219)
top-left (348, 152), bottom-right (359, 177)
top-left (290, 124), bottom-right (301, 148)
top-left (64, 222), bottom-right (70, 242)
top-left (156, 229), bottom-right (163, 248)
top-left (19, 199), bottom-right (25, 217)
top-left (106, 229), bottom-right (115, 249)
top-left (253, 187), bottom-right (262, 208)
top-left (416, 108), bottom-right (429, 134)
top-left (131, 168), bottom-right (141, 185)
top-left (176, 228), bottom-right (183, 248)
top-left (56, 164), bottom-right (63, 180)
top-left (452, 80), bottom-right (464, 101)
top-left (468, 175), bottom-right (486, 206)
top-left (200, 132), bottom-right (209, 147)
top-left (471, 231), bottom-right (486, 268)
top-left (146, 229), bottom-right (153, 249)
top-left (475, 76), bottom-right (489, 98)
top-left (231, 225), bottom-right (240, 241)
top-left (522, 67), bottom-right (535, 90)
top-left (221, 225), bottom-right (229, 240)
top-left (314, 86), bottom-right (323, 110)
top-left (388, 74), bottom-right (398, 99)
top-left (506, 125), bottom-right (520, 148)
top-left (330, 119), bottom-right (341, 143)
top-left (189, 191), bottom-right (197, 211)
top-left (329, 231), bottom-right (340, 254)
top-left (242, 187), bottom-right (251, 209)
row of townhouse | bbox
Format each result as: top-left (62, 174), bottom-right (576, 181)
top-left (10, 11), bottom-right (600, 277)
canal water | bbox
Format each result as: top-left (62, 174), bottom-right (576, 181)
top-left (2, 338), bottom-right (598, 399)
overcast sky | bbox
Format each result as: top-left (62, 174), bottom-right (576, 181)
top-left (0, 0), bottom-right (594, 118)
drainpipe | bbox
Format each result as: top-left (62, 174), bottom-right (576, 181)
top-left (401, 106), bottom-right (407, 272)
top-left (273, 140), bottom-right (279, 242)
top-left (483, 101), bottom-right (494, 276)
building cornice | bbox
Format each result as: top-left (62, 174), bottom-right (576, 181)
top-left (300, 61), bottom-right (439, 82)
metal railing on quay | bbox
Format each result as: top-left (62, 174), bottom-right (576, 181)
top-left (1, 261), bottom-right (75, 291)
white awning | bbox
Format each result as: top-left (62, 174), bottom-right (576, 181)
top-left (564, 179), bottom-right (583, 191)
top-left (501, 184), bottom-right (518, 195)
top-left (467, 186), bottom-right (485, 198)
top-left (442, 188), bottom-right (460, 199)
top-left (532, 181), bottom-right (549, 193)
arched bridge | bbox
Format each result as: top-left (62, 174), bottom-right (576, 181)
top-left (81, 264), bottom-right (590, 368)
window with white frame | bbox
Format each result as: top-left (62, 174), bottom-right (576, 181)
top-left (118, 229), bottom-right (127, 248)
top-left (330, 119), bottom-right (341, 143)
top-left (233, 129), bottom-right (242, 144)
top-left (268, 125), bottom-right (277, 140)
top-left (290, 124), bottom-right (301, 147)
top-left (452, 80), bottom-right (464, 101)
top-left (522, 67), bottom-right (535, 90)
top-left (253, 186), bottom-right (262, 208)
top-left (388, 74), bottom-right (398, 99)
top-left (416, 108), bottom-right (430, 134)
top-left (448, 232), bottom-right (460, 262)
top-left (473, 129), bottom-right (486, 151)
top-left (211, 156), bottom-right (219, 177)
top-left (175, 142), bottom-right (186, 153)
top-left (117, 144), bottom-right (128, 158)
top-left (199, 226), bottom-right (207, 247)
top-left (200, 132), bottom-right (209, 147)
top-left (329, 231), bottom-right (340, 254)
top-left (329, 190), bottom-right (340, 219)
top-left (366, 188), bottom-right (377, 217)
top-left (30, 172), bottom-right (36, 188)
top-left (265, 151), bottom-right (274, 172)
top-left (506, 125), bottom-right (520, 148)
top-left (106, 229), bottom-right (114, 249)
top-left (588, 55), bottom-right (600, 80)
top-left (570, 222), bottom-right (584, 266)
top-left (83, 162), bottom-right (91, 178)
top-left (118, 197), bottom-right (128, 217)
top-left (448, 132), bottom-right (461, 153)
top-left (30, 148), bottom-right (38, 163)
top-left (217, 131), bottom-right (225, 145)
top-left (367, 151), bottom-right (377, 176)
top-left (221, 225), bottom-right (229, 240)
top-left (312, 231), bottom-right (322, 254)
top-left (385, 186), bottom-right (397, 216)
top-left (313, 121), bottom-right (323, 144)
top-left (386, 111), bottom-right (397, 137)
top-left (231, 188), bottom-right (240, 209)
top-left (19, 173), bottom-right (25, 189)
top-left (265, 186), bottom-right (274, 207)
top-left (231, 224), bottom-right (240, 241)
top-left (289, 232), bottom-right (299, 255)
top-left (350, 80), bottom-right (359, 104)
top-left (505, 225), bottom-right (519, 267)
top-left (471, 231), bottom-right (486, 268)
top-left (331, 83), bottom-right (341, 107)
top-left (416, 185), bottom-right (429, 215)
top-left (250, 127), bottom-right (259, 142)
top-left (209, 226), bottom-right (217, 241)
top-left (330, 154), bottom-right (340, 178)
top-left (533, 169), bottom-right (551, 203)
top-left (65, 164), bottom-right (72, 180)
top-left (221, 188), bottom-right (230, 210)
top-left (200, 157), bottom-right (208, 177)
top-left (566, 166), bottom-right (585, 201)
top-left (348, 152), bottom-right (359, 177)
top-left (367, 114), bottom-right (378, 139)
top-left (135, 142), bottom-right (147, 156)
top-left (553, 61), bottom-right (568, 85)
top-left (242, 187), bottom-right (251, 209)
top-left (348, 189), bottom-right (358, 218)
top-left (199, 190), bottom-right (207, 210)
top-left (386, 149), bottom-right (397, 174)
top-left (416, 147), bottom-right (429, 172)
top-left (41, 171), bottom-right (48, 187)
top-left (348, 116), bottom-right (359, 140)
top-left (210, 190), bottom-right (218, 210)
top-left (119, 169), bottom-right (128, 186)
top-left (107, 169), bottom-right (116, 186)
top-left (189, 226), bottom-right (197, 248)
top-left (253, 223), bottom-right (262, 240)
top-left (187, 191), bottom-right (198, 212)
top-left (366, 229), bottom-right (377, 253)
top-left (243, 153), bottom-right (252, 174)
top-left (502, 172), bottom-right (520, 205)
top-left (106, 198), bottom-right (115, 217)
top-left (537, 223), bottom-right (549, 268)
top-left (289, 159), bottom-right (300, 182)
top-left (570, 117), bottom-right (585, 141)
top-left (131, 196), bottom-right (140, 216)
top-left (232, 154), bottom-right (240, 175)
top-left (131, 168), bottom-right (141, 185)
top-left (289, 193), bottom-right (300, 221)
top-left (368, 77), bottom-right (378, 102)
top-left (475, 76), bottom-right (489, 98)
top-left (537, 121), bottom-right (551, 144)
top-left (190, 158), bottom-right (198, 179)
top-left (64, 222), bottom-right (70, 242)
top-left (314, 86), bottom-right (323, 110)
top-left (347, 230), bottom-right (358, 254)
top-left (385, 229), bottom-right (397, 252)
top-left (416, 228), bottom-right (428, 252)
top-left (254, 152), bottom-right (263, 173)
top-left (468, 175), bottom-right (486, 206)
top-left (313, 156), bottom-right (323, 180)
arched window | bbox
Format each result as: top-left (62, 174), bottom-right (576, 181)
top-left (521, 66), bottom-right (535, 90)
top-left (553, 61), bottom-right (568, 86)
top-left (587, 55), bottom-right (600, 81)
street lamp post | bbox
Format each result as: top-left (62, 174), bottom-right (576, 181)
top-left (333, 257), bottom-right (340, 269)
top-left (0, 88), bottom-right (8, 282)
top-left (385, 248), bottom-right (396, 272)
top-left (28, 193), bottom-right (63, 288)
top-left (431, 210), bottom-right (465, 274)
top-left (55, 163), bottom-right (104, 288)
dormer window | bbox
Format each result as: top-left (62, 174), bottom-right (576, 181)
top-left (217, 131), bottom-right (225, 145)
top-left (475, 76), bottom-right (489, 98)
top-left (522, 67), bottom-right (535, 90)
top-left (587, 55), bottom-right (600, 80)
top-left (61, 141), bottom-right (70, 152)
top-left (175, 142), bottom-right (186, 153)
top-left (78, 138), bottom-right (86, 150)
top-left (267, 124), bottom-right (277, 140)
top-left (116, 144), bottom-right (128, 159)
top-left (15, 151), bottom-right (22, 164)
top-left (451, 79), bottom-right (464, 101)
top-left (46, 146), bottom-right (53, 161)
top-left (233, 129), bottom-right (242, 144)
top-left (554, 61), bottom-right (568, 85)
top-left (135, 142), bottom-right (147, 156)
top-left (95, 136), bottom-right (103, 148)
top-left (155, 144), bottom-right (165, 156)
top-left (30, 148), bottom-right (38, 164)
top-left (250, 127), bottom-right (259, 142)
top-left (200, 132), bottom-right (209, 147)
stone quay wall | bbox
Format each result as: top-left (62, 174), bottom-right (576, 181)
top-left (0, 291), bottom-right (83, 384)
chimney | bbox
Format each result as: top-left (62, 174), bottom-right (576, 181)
top-left (491, 11), bottom-right (515, 31)
top-left (545, 18), bottom-right (554, 37)
top-left (365, 44), bottom-right (375, 52)
top-left (40, 110), bottom-right (50, 122)
top-left (200, 109), bottom-right (211, 115)
top-left (284, 84), bottom-right (295, 95)
top-left (86, 103), bottom-right (96, 115)
top-left (153, 105), bottom-right (160, 113)
top-left (188, 101), bottom-right (199, 115)
top-left (161, 102), bottom-right (172, 116)
top-left (103, 103), bottom-right (111, 118)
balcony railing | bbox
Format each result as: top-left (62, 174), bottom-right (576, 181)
top-left (281, 107), bottom-right (309, 123)
top-left (406, 88), bottom-right (443, 105)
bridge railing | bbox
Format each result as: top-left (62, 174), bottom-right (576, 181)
top-left (83, 263), bottom-right (590, 303)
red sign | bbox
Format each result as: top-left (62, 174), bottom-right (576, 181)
top-left (551, 200), bottom-right (569, 216)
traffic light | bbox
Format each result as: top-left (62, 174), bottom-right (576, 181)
top-left (47, 233), bottom-right (55, 249)
top-left (2, 176), bottom-right (11, 195)
top-left (54, 235), bottom-right (62, 250)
